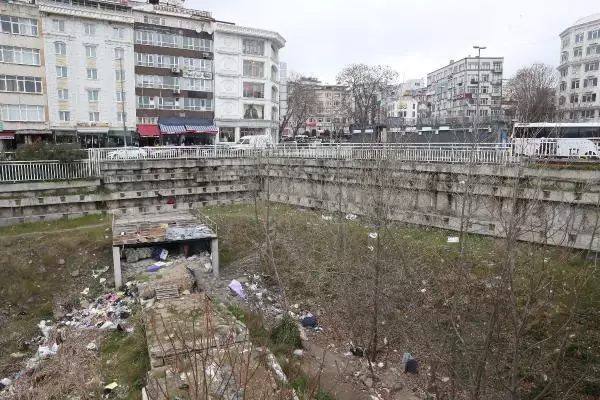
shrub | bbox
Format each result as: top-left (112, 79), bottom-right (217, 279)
top-left (270, 315), bottom-right (302, 351)
top-left (15, 143), bottom-right (86, 162)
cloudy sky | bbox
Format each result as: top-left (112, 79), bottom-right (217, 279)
top-left (190, 0), bottom-right (598, 84)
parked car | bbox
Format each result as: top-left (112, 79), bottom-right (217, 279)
top-left (106, 147), bottom-right (147, 160)
top-left (230, 135), bottom-right (273, 149)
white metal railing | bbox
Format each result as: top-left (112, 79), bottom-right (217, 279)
top-left (88, 143), bottom-right (517, 165)
top-left (0, 160), bottom-right (93, 182)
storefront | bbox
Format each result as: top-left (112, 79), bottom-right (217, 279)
top-left (137, 124), bottom-right (160, 147)
top-left (0, 132), bottom-right (15, 154)
top-left (15, 130), bottom-right (53, 146)
top-left (158, 117), bottom-right (218, 146)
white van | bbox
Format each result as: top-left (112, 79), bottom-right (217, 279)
top-left (231, 135), bottom-right (273, 149)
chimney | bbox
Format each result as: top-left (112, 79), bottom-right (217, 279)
top-left (449, 60), bottom-right (454, 64)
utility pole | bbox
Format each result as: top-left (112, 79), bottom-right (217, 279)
top-left (473, 45), bottom-right (486, 139)
top-left (119, 57), bottom-right (127, 147)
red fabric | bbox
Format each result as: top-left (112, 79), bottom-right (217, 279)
top-left (306, 121), bottom-right (317, 127)
top-left (137, 124), bottom-right (160, 137)
top-left (0, 132), bottom-right (14, 139)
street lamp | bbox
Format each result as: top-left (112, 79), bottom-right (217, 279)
top-left (473, 45), bottom-right (486, 137)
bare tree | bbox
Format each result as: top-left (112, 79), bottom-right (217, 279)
top-left (279, 73), bottom-right (318, 137)
top-left (505, 63), bottom-right (558, 122)
top-left (336, 64), bottom-right (399, 130)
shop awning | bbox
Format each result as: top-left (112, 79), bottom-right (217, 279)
top-left (0, 132), bottom-right (14, 140)
top-left (160, 124), bottom-right (186, 134)
top-left (16, 129), bottom-right (52, 135)
top-left (185, 123), bottom-right (218, 133)
top-left (137, 124), bottom-right (160, 137)
top-left (77, 128), bottom-right (110, 134)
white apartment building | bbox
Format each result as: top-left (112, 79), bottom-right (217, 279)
top-left (0, 0), bottom-right (48, 151)
top-left (213, 22), bottom-right (285, 143)
top-left (39, 0), bottom-right (136, 147)
top-left (384, 79), bottom-right (425, 125)
top-left (558, 14), bottom-right (600, 121)
top-left (426, 56), bottom-right (504, 128)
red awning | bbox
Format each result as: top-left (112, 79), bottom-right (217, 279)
top-left (137, 124), bottom-right (160, 137)
top-left (306, 121), bottom-right (317, 127)
top-left (0, 132), bottom-right (15, 140)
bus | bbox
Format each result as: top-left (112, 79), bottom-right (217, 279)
top-left (511, 122), bottom-right (600, 158)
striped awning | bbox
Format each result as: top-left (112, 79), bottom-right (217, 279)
top-left (185, 124), bottom-right (218, 133)
top-left (159, 124), bottom-right (186, 134)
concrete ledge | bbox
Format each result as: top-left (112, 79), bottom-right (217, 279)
top-left (0, 179), bottom-right (101, 193)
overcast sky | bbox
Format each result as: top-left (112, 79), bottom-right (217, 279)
top-left (190, 0), bottom-right (598, 84)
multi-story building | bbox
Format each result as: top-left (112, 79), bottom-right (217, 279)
top-left (213, 22), bottom-right (285, 143)
top-left (426, 56), bottom-right (504, 130)
top-left (305, 82), bottom-right (348, 136)
top-left (0, 0), bottom-right (48, 151)
top-left (39, 0), bottom-right (136, 147)
top-left (131, 0), bottom-right (217, 145)
top-left (557, 14), bottom-right (600, 121)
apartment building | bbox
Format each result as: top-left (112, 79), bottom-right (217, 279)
top-left (557, 14), bottom-right (600, 121)
top-left (131, 0), bottom-right (216, 145)
top-left (39, 0), bottom-right (136, 147)
top-left (213, 22), bottom-right (285, 143)
top-left (0, 0), bottom-right (48, 152)
top-left (305, 82), bottom-right (348, 136)
top-left (426, 56), bottom-right (504, 129)
top-left (383, 79), bottom-right (425, 127)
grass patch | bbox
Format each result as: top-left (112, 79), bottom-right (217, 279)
top-left (101, 313), bottom-right (150, 399)
top-left (271, 316), bottom-right (302, 353)
top-left (0, 214), bottom-right (108, 236)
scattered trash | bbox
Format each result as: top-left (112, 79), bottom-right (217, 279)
top-left (420, 288), bottom-right (427, 293)
top-left (349, 341), bottom-right (366, 357)
top-left (125, 247), bottom-right (153, 263)
top-left (204, 262), bottom-right (213, 273)
top-left (368, 232), bottom-right (378, 239)
top-left (228, 280), bottom-right (245, 299)
top-left (70, 269), bottom-right (80, 278)
top-left (403, 352), bottom-right (418, 374)
top-left (146, 264), bottom-right (161, 273)
top-left (441, 377), bottom-right (450, 383)
top-left (377, 362), bottom-right (384, 368)
top-left (367, 245), bottom-right (374, 252)
top-left (0, 378), bottom-right (11, 389)
top-left (321, 215), bottom-right (333, 221)
top-left (86, 342), bottom-right (97, 351)
top-left (300, 315), bottom-right (318, 328)
top-left (99, 278), bottom-right (107, 284)
top-left (58, 259), bottom-right (65, 265)
top-left (293, 349), bottom-right (304, 357)
top-left (92, 266), bottom-right (110, 279)
top-left (182, 290), bottom-right (191, 295)
top-left (81, 287), bottom-right (90, 295)
top-left (447, 237), bottom-right (459, 243)
top-left (345, 214), bottom-right (358, 220)
top-left (9, 352), bottom-right (26, 359)
top-left (104, 382), bottom-right (119, 391)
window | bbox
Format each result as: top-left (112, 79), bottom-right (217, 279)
top-left (183, 98), bottom-right (212, 111)
top-left (574, 47), bottom-right (583, 57)
top-left (582, 93), bottom-right (596, 102)
top-left (117, 112), bottom-right (126, 122)
top-left (83, 23), bottom-right (95, 36)
top-left (185, 78), bottom-right (212, 91)
top-left (575, 32), bottom-right (584, 43)
top-left (569, 111), bottom-right (577, 119)
top-left (467, 62), bottom-right (478, 69)
top-left (59, 110), bottom-right (70, 121)
top-left (571, 79), bottom-right (580, 89)
top-left (243, 104), bottom-right (264, 119)
top-left (242, 38), bottom-right (265, 55)
top-left (87, 89), bottom-right (99, 101)
top-left (143, 15), bottom-right (165, 25)
top-left (479, 98), bottom-right (488, 105)
top-left (243, 60), bottom-right (264, 78)
top-left (560, 68), bottom-right (568, 77)
top-left (587, 44), bottom-right (600, 55)
top-left (583, 110), bottom-right (596, 119)
top-left (1, 104), bottom-right (44, 121)
top-left (85, 45), bottom-right (97, 58)
top-left (561, 52), bottom-right (568, 62)
top-left (584, 77), bottom-right (598, 87)
top-left (155, 54), bottom-right (177, 68)
top-left (0, 46), bottom-right (40, 65)
top-left (87, 68), bottom-right (98, 80)
top-left (0, 75), bottom-right (42, 93)
top-left (55, 41), bottom-right (66, 56)
top-left (558, 96), bottom-right (566, 105)
top-left (53, 19), bottom-right (65, 32)
top-left (562, 36), bottom-right (570, 48)
top-left (570, 94), bottom-right (579, 103)
top-left (137, 116), bottom-right (158, 124)
top-left (58, 88), bottom-right (68, 100)
top-left (56, 66), bottom-right (68, 78)
top-left (0, 16), bottom-right (38, 36)
top-left (588, 29), bottom-right (600, 40)
top-left (114, 47), bottom-right (124, 60)
top-left (182, 57), bottom-right (212, 71)
top-left (158, 97), bottom-right (178, 110)
top-left (585, 61), bottom-right (599, 72)
top-left (113, 27), bottom-right (125, 39)
top-left (116, 91), bottom-right (125, 101)
top-left (115, 69), bottom-right (125, 81)
top-left (481, 86), bottom-right (489, 93)
top-left (243, 82), bottom-right (265, 98)
top-left (480, 109), bottom-right (488, 116)
top-left (493, 62), bottom-right (502, 70)
top-left (136, 96), bottom-right (154, 109)
top-left (88, 112), bottom-right (99, 122)
top-left (135, 52), bottom-right (154, 67)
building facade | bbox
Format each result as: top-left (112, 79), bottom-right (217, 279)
top-left (426, 56), bottom-right (504, 130)
top-left (0, 0), bottom-right (48, 151)
top-left (131, 0), bottom-right (216, 145)
top-left (39, 0), bottom-right (136, 147)
top-left (557, 14), bottom-right (600, 121)
top-left (305, 82), bottom-right (348, 136)
top-left (213, 22), bottom-right (285, 143)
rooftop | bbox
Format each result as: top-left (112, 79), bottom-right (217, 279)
top-left (573, 13), bottom-right (600, 27)
top-left (112, 211), bottom-right (217, 246)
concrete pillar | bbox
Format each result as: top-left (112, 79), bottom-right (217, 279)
top-left (211, 238), bottom-right (219, 278)
top-left (112, 246), bottom-right (122, 289)
top-left (234, 127), bottom-right (241, 142)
